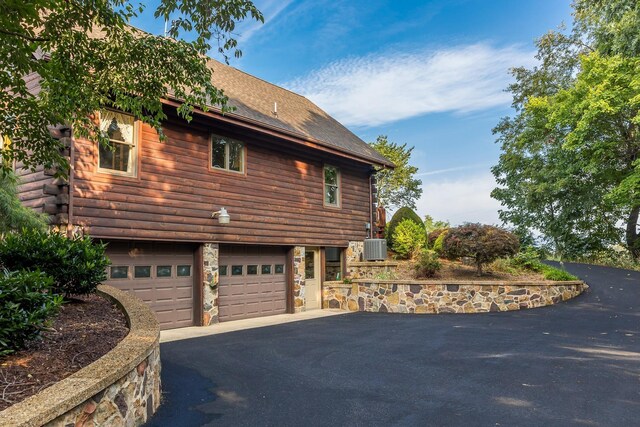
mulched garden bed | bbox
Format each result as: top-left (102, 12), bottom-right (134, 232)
top-left (0, 293), bottom-right (129, 411)
top-left (396, 259), bottom-right (545, 281)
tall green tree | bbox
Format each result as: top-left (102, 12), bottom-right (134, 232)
top-left (369, 135), bottom-right (422, 210)
top-left (0, 0), bottom-right (263, 176)
top-left (492, 0), bottom-right (640, 259)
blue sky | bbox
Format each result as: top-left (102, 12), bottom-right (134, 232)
top-left (133, 0), bottom-right (573, 225)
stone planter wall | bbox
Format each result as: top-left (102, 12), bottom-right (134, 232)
top-left (1, 285), bottom-right (161, 427)
top-left (323, 280), bottom-right (587, 314)
top-left (347, 261), bottom-right (399, 280)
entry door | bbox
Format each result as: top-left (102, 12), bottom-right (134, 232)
top-left (305, 247), bottom-right (321, 310)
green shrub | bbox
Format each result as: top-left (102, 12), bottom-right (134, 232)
top-left (392, 218), bottom-right (426, 259)
top-left (414, 250), bottom-right (441, 278)
top-left (0, 230), bottom-right (110, 296)
top-left (432, 230), bottom-right (448, 254)
top-left (539, 264), bottom-right (579, 281)
top-left (427, 228), bottom-right (447, 249)
top-left (373, 270), bottom-right (398, 280)
top-left (386, 207), bottom-right (423, 249)
top-left (488, 257), bottom-right (523, 276)
top-left (442, 223), bottom-right (520, 276)
top-left (0, 269), bottom-right (63, 356)
top-left (511, 246), bottom-right (543, 271)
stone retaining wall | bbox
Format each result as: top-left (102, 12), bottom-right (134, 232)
top-left (347, 261), bottom-right (399, 280)
top-left (0, 285), bottom-right (161, 427)
top-left (323, 280), bottom-right (587, 314)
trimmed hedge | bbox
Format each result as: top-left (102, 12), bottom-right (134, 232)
top-left (0, 270), bottom-right (63, 356)
top-left (392, 218), bottom-right (426, 259)
top-left (0, 230), bottom-right (110, 296)
top-left (386, 207), bottom-right (423, 249)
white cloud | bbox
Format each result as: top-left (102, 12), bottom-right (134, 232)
top-left (416, 163), bottom-right (492, 177)
top-left (284, 43), bottom-right (536, 127)
top-left (415, 172), bottom-right (503, 226)
top-left (235, 0), bottom-right (293, 42)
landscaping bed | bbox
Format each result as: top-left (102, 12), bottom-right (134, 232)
top-left (395, 258), bottom-right (547, 281)
top-left (0, 293), bottom-right (128, 411)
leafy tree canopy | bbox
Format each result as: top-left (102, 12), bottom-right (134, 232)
top-left (424, 215), bottom-right (450, 234)
top-left (491, 0), bottom-right (640, 259)
top-left (0, 0), bottom-right (263, 175)
top-left (369, 136), bottom-right (422, 210)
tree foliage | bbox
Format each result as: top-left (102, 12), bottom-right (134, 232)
top-left (424, 215), bottom-right (450, 234)
top-left (0, 0), bottom-right (263, 175)
top-left (491, 0), bottom-right (640, 259)
top-left (370, 136), bottom-right (422, 210)
top-left (441, 224), bottom-right (519, 276)
top-left (0, 170), bottom-right (48, 234)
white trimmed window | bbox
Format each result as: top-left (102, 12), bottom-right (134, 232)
top-left (98, 110), bottom-right (137, 176)
top-left (324, 165), bottom-right (340, 207)
top-left (210, 134), bottom-right (244, 173)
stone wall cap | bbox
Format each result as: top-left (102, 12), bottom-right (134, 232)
top-left (348, 261), bottom-right (400, 267)
top-left (347, 279), bottom-right (586, 286)
top-left (0, 285), bottom-right (160, 427)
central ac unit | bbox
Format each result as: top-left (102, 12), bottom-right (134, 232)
top-left (363, 239), bottom-right (387, 261)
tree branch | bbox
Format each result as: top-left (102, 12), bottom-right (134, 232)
top-left (0, 29), bottom-right (50, 42)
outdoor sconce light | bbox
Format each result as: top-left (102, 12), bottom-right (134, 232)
top-left (211, 207), bottom-right (231, 224)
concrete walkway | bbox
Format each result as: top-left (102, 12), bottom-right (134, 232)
top-left (160, 309), bottom-right (349, 343)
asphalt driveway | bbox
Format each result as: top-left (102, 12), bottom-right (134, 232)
top-left (147, 263), bottom-right (639, 426)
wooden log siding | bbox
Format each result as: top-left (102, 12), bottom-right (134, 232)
top-left (72, 120), bottom-right (373, 246)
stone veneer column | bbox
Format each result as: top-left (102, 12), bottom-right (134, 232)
top-left (346, 241), bottom-right (365, 264)
top-left (202, 243), bottom-right (219, 325)
top-left (293, 246), bottom-right (305, 312)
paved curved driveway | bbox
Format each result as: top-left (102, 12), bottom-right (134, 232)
top-left (148, 263), bottom-right (639, 426)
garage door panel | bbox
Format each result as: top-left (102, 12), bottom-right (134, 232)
top-left (218, 246), bottom-right (287, 322)
top-left (105, 243), bottom-right (195, 330)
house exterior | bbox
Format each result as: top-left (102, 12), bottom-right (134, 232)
top-left (15, 59), bottom-right (392, 330)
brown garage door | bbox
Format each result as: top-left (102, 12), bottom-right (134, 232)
top-left (104, 242), bottom-right (195, 330)
top-left (219, 245), bottom-right (287, 322)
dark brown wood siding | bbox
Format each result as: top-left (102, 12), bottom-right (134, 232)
top-left (72, 116), bottom-right (373, 247)
top-left (15, 163), bottom-right (56, 214)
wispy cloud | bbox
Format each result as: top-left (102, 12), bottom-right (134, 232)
top-left (416, 163), bottom-right (491, 177)
top-left (235, 0), bottom-right (293, 42)
top-left (284, 43), bottom-right (536, 127)
top-left (415, 171), bottom-right (503, 226)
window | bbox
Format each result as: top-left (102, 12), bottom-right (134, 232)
top-left (177, 265), bottom-right (192, 277)
top-left (261, 265), bottom-right (272, 275)
top-left (98, 110), bottom-right (137, 176)
top-left (305, 251), bottom-right (315, 279)
top-left (219, 265), bottom-right (228, 276)
top-left (231, 265), bottom-right (243, 276)
top-left (324, 165), bottom-right (340, 207)
top-left (134, 266), bottom-right (151, 278)
top-left (275, 264), bottom-right (284, 274)
top-left (247, 265), bottom-right (258, 275)
top-left (157, 265), bottom-right (172, 278)
top-left (325, 247), bottom-right (343, 281)
top-left (211, 135), bottom-right (244, 173)
top-left (110, 266), bottom-right (129, 279)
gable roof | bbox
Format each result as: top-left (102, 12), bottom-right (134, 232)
top-left (204, 59), bottom-right (393, 167)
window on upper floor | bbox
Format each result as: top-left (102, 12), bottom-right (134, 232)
top-left (210, 134), bottom-right (244, 173)
top-left (324, 165), bottom-right (340, 207)
top-left (98, 110), bottom-right (138, 177)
